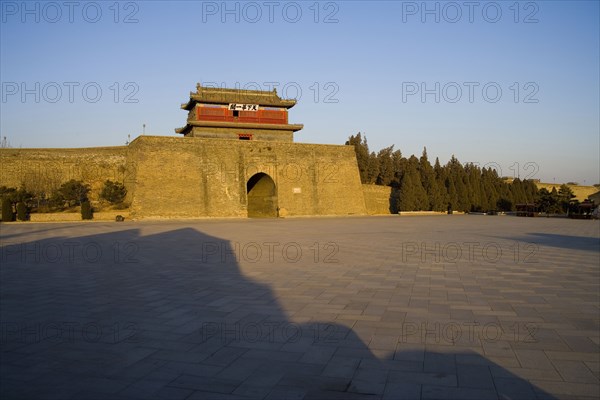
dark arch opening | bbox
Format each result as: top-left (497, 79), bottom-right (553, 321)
top-left (247, 173), bottom-right (278, 218)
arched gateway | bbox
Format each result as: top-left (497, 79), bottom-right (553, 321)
top-left (247, 173), bottom-right (278, 218)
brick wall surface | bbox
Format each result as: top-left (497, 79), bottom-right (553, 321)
top-left (0, 147), bottom-right (128, 201)
top-left (362, 184), bottom-right (395, 215)
top-left (127, 136), bottom-right (367, 218)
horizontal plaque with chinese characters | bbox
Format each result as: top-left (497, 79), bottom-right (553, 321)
top-left (228, 103), bottom-right (259, 111)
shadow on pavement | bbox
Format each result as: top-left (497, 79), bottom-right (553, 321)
top-left (521, 232), bottom-right (600, 253)
top-left (0, 226), bottom-right (558, 399)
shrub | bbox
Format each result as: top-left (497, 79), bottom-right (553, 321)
top-left (16, 202), bottom-right (27, 221)
top-left (81, 201), bottom-right (93, 220)
top-left (496, 198), bottom-right (513, 212)
top-left (56, 180), bottom-right (90, 208)
top-left (0, 186), bottom-right (17, 201)
top-left (100, 180), bottom-right (127, 205)
top-left (14, 188), bottom-right (34, 207)
top-left (1, 199), bottom-right (14, 222)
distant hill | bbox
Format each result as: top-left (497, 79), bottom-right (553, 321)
top-left (535, 183), bottom-right (599, 201)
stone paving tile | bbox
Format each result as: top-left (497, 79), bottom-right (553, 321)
top-left (585, 361), bottom-right (600, 380)
top-left (561, 336), bottom-right (600, 353)
top-left (334, 346), bottom-right (381, 359)
top-left (162, 360), bottom-right (224, 378)
top-left (382, 382), bottom-right (421, 400)
top-left (349, 367), bottom-right (388, 395)
top-left (322, 355), bottom-right (361, 379)
top-left (304, 390), bottom-right (380, 399)
top-left (150, 349), bottom-right (210, 364)
top-left (265, 385), bottom-right (307, 400)
top-left (240, 349), bottom-right (304, 362)
top-left (149, 386), bottom-right (194, 400)
top-left (169, 374), bottom-right (241, 393)
top-left (232, 383), bottom-right (273, 398)
top-left (138, 367), bottom-right (181, 383)
top-left (68, 376), bottom-right (133, 395)
top-left (387, 370), bottom-right (457, 387)
top-left (242, 363), bottom-right (287, 388)
top-left (423, 352), bottom-right (456, 374)
top-left (552, 360), bottom-right (599, 384)
top-left (369, 334), bottom-right (399, 351)
top-left (362, 358), bottom-right (423, 373)
top-left (117, 378), bottom-right (173, 399)
top-left (513, 349), bottom-right (557, 370)
top-left (456, 363), bottom-right (495, 389)
top-left (545, 351), bottom-right (600, 362)
top-left (201, 346), bottom-right (249, 366)
top-left (69, 391), bottom-right (133, 400)
top-left (494, 377), bottom-right (538, 399)
top-left (489, 364), bottom-right (563, 381)
top-left (531, 380), bottom-right (600, 399)
top-left (421, 385), bottom-right (498, 400)
top-left (482, 341), bottom-right (516, 359)
top-left (107, 357), bottom-right (168, 380)
top-left (215, 357), bottom-right (265, 381)
top-left (185, 390), bottom-right (252, 400)
top-left (1, 216), bottom-right (599, 399)
top-left (298, 345), bottom-right (336, 365)
top-left (394, 344), bottom-right (426, 362)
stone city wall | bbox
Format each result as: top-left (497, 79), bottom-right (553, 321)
top-left (127, 136), bottom-right (367, 219)
top-left (0, 137), bottom-right (369, 219)
top-left (362, 184), bottom-right (394, 215)
top-left (0, 147), bottom-right (128, 201)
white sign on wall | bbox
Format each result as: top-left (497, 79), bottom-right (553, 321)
top-left (228, 103), bottom-right (259, 111)
top-left (293, 188), bottom-right (302, 194)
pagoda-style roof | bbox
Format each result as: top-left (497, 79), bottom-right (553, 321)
top-left (181, 83), bottom-right (297, 110)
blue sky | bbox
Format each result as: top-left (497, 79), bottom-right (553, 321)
top-left (1, 1), bottom-right (599, 184)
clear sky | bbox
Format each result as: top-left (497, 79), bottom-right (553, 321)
top-left (1, 1), bottom-right (599, 185)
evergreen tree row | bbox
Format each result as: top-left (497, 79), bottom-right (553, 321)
top-left (346, 133), bottom-right (538, 212)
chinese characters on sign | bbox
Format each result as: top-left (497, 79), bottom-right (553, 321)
top-left (228, 103), bottom-right (259, 111)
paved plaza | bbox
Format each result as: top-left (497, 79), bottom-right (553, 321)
top-left (1, 215), bottom-right (599, 399)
